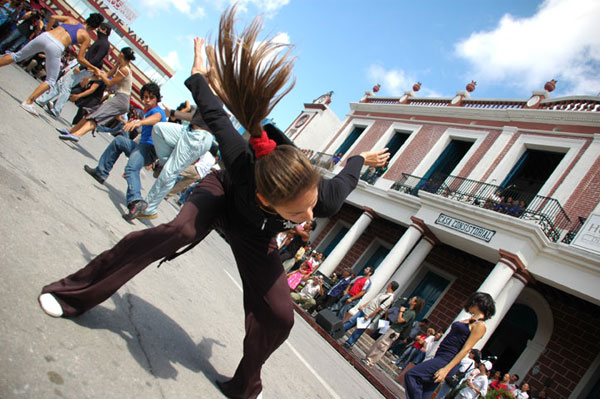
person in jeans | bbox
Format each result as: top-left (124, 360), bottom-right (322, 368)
top-left (342, 281), bottom-right (398, 349)
top-left (135, 115), bottom-right (213, 219)
top-left (82, 82), bottom-right (166, 220)
top-left (310, 269), bottom-right (353, 313)
top-left (330, 267), bottom-right (373, 319)
top-left (395, 328), bottom-right (435, 369)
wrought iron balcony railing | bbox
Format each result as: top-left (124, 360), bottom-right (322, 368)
top-left (391, 173), bottom-right (571, 242)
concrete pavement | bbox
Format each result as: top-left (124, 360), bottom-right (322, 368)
top-left (0, 64), bottom-right (384, 399)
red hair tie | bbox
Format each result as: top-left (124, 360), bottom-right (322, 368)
top-left (250, 130), bottom-right (276, 158)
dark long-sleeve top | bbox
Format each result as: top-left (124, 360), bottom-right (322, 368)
top-left (84, 33), bottom-right (109, 69)
top-left (184, 73), bottom-right (364, 235)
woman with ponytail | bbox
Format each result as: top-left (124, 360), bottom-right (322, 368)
top-left (38, 6), bottom-right (389, 399)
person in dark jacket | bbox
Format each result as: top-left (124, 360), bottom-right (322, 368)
top-left (38, 7), bottom-right (389, 399)
top-left (36, 21), bottom-right (111, 117)
top-left (69, 75), bottom-right (106, 124)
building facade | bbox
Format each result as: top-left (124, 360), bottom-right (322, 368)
top-left (41, 0), bottom-right (174, 106)
top-left (290, 83), bottom-right (600, 398)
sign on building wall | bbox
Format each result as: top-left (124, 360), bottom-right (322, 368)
top-left (435, 213), bottom-right (496, 243)
top-left (571, 213), bottom-right (600, 255)
top-left (104, 0), bottom-right (138, 25)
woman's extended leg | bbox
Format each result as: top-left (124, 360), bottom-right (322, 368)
top-left (40, 172), bottom-right (226, 316)
top-left (217, 228), bottom-right (294, 399)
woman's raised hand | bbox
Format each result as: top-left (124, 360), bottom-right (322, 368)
top-left (360, 148), bottom-right (390, 167)
top-left (191, 37), bottom-right (210, 77)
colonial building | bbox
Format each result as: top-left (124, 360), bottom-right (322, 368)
top-left (290, 81), bottom-right (600, 399)
top-left (41, 0), bottom-right (174, 106)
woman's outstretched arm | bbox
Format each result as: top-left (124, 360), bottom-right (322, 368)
top-left (184, 38), bottom-right (247, 170)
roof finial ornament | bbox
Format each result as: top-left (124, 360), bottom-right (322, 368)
top-left (544, 79), bottom-right (557, 92)
top-left (413, 82), bottom-right (421, 92)
top-left (466, 80), bottom-right (477, 93)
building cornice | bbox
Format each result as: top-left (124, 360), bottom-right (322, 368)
top-left (350, 102), bottom-right (600, 128)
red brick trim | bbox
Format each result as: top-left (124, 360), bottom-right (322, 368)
top-left (362, 206), bottom-right (377, 219)
top-left (498, 249), bottom-right (526, 272)
top-left (409, 216), bottom-right (440, 244)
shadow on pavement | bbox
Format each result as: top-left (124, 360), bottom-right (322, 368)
top-left (0, 85), bottom-right (22, 104)
top-left (58, 140), bottom-right (98, 161)
top-left (77, 242), bottom-right (97, 262)
top-left (73, 292), bottom-right (228, 383)
top-left (92, 181), bottom-right (126, 214)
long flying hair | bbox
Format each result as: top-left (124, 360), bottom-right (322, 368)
top-left (205, 5), bottom-right (296, 138)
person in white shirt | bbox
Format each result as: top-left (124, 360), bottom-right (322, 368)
top-left (507, 374), bottom-right (520, 394)
top-left (456, 360), bottom-right (492, 399)
top-left (290, 276), bottom-right (323, 310)
top-left (437, 349), bottom-right (481, 399)
top-left (423, 331), bottom-right (443, 361)
top-left (342, 281), bottom-right (398, 348)
top-left (514, 383), bottom-right (530, 399)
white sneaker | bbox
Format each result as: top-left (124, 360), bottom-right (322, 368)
top-left (39, 293), bottom-right (63, 317)
top-left (20, 101), bottom-right (39, 116)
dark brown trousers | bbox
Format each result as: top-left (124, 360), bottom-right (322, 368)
top-left (41, 172), bottom-right (294, 399)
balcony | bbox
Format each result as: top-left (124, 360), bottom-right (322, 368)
top-left (308, 151), bottom-right (339, 171)
top-left (391, 173), bottom-right (571, 242)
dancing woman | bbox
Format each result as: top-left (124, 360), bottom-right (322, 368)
top-left (38, 7), bottom-right (389, 399)
top-left (58, 47), bottom-right (135, 143)
top-left (403, 292), bottom-right (496, 399)
top-left (0, 12), bottom-right (104, 115)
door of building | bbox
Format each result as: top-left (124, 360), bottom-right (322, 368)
top-left (407, 271), bottom-right (450, 321)
top-left (355, 245), bottom-right (390, 276)
top-left (319, 226), bottom-right (349, 257)
top-left (482, 303), bottom-right (538, 372)
top-left (335, 126), bottom-right (365, 155)
top-left (421, 140), bottom-right (473, 186)
top-left (500, 149), bottom-right (565, 202)
top-left (385, 132), bottom-right (410, 160)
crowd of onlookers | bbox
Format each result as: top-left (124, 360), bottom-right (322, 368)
top-left (483, 190), bottom-right (528, 217)
top-left (280, 224), bottom-right (543, 399)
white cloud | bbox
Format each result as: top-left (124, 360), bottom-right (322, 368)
top-left (272, 32), bottom-right (290, 45)
top-left (163, 50), bottom-right (182, 71)
top-left (367, 64), bottom-right (411, 96)
top-left (367, 64), bottom-right (445, 97)
top-left (138, 0), bottom-right (205, 19)
top-left (455, 0), bottom-right (600, 96)
top-left (233, 0), bottom-right (290, 17)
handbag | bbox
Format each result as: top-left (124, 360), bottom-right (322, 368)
top-left (445, 361), bottom-right (474, 388)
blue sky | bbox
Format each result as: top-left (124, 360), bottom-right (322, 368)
top-left (124, 0), bottom-right (600, 129)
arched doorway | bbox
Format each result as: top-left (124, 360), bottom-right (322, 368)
top-left (482, 303), bottom-right (538, 372)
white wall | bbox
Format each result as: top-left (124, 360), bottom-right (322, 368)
top-left (291, 107), bottom-right (342, 151)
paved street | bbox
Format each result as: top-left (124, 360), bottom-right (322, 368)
top-left (0, 64), bottom-right (384, 399)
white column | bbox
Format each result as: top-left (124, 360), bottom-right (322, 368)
top-left (474, 273), bottom-right (527, 349)
top-left (351, 223), bottom-right (424, 312)
top-left (453, 252), bottom-right (519, 322)
top-left (389, 236), bottom-right (436, 300)
top-left (317, 209), bottom-right (374, 277)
